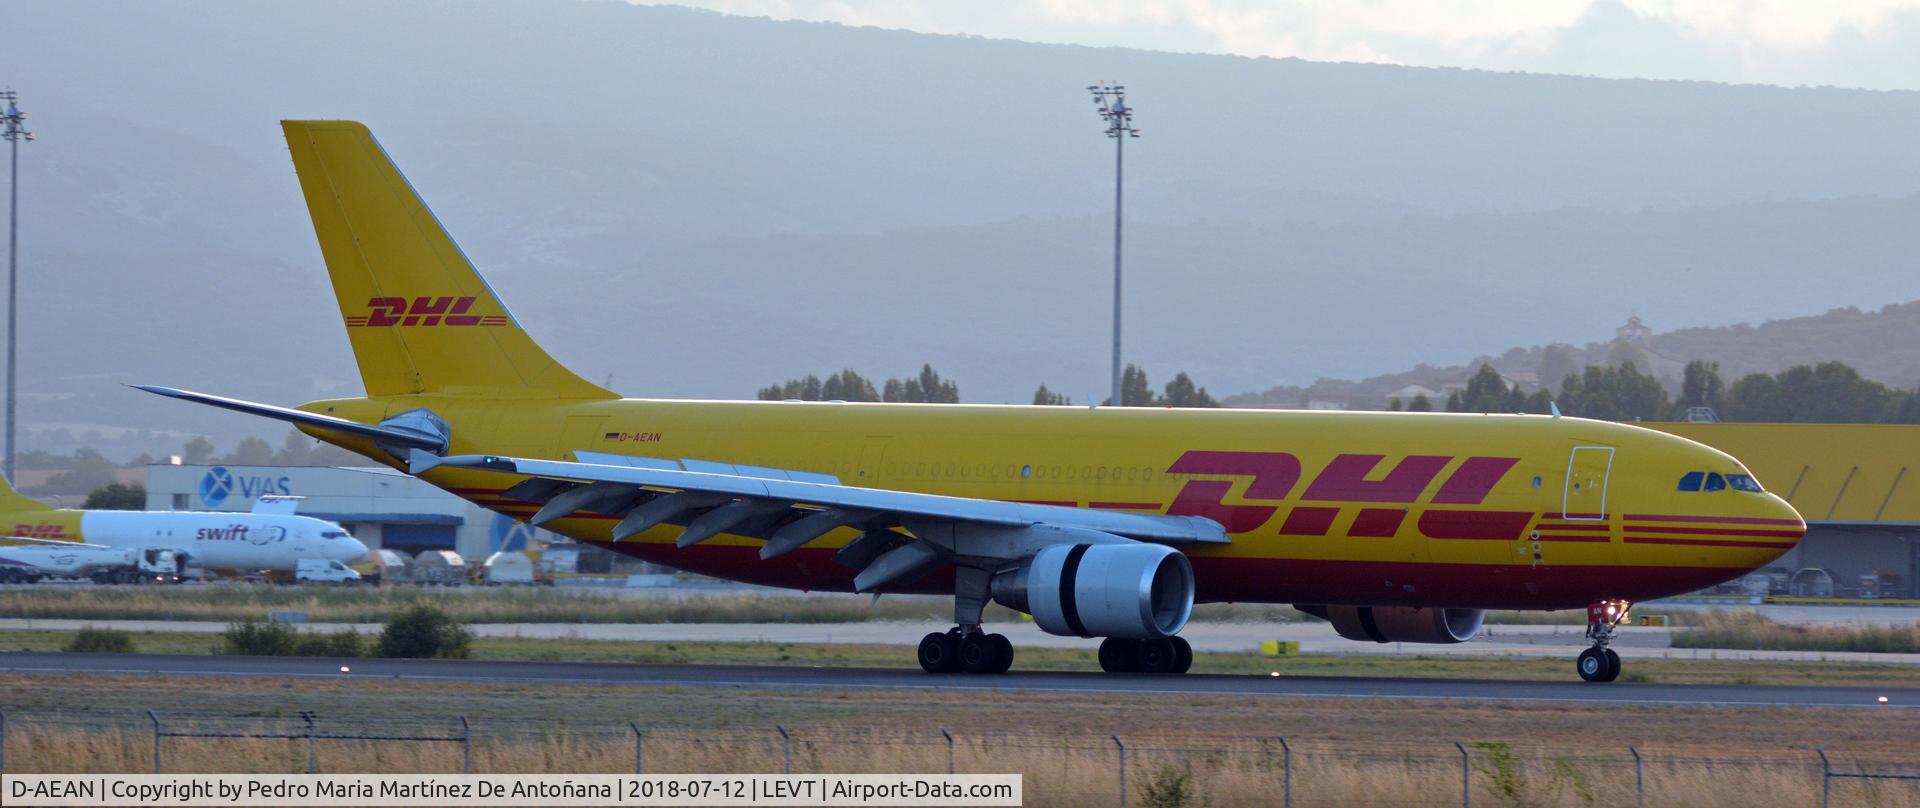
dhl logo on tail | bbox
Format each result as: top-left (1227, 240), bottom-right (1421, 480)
top-left (344, 296), bottom-right (511, 328)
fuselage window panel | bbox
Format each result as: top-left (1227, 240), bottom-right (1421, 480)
top-left (1677, 471), bottom-right (1704, 492)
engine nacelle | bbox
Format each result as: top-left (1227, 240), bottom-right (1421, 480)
top-left (992, 543), bottom-right (1194, 639)
top-left (1300, 604), bottom-right (1486, 644)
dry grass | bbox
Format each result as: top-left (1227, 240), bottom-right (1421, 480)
top-left (1676, 609), bottom-right (1920, 653)
top-left (6, 723), bottom-right (1914, 807)
top-left (3, 669), bottom-right (1917, 807)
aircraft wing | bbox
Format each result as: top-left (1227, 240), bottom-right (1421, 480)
top-left (412, 449), bottom-right (1227, 592)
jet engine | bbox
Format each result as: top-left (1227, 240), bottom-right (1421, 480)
top-left (992, 542), bottom-right (1194, 639)
top-left (1297, 604), bottom-right (1486, 644)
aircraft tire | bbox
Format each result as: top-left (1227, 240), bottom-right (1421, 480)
top-left (958, 633), bottom-right (1000, 674)
top-left (1576, 647), bottom-right (1610, 682)
top-left (1169, 636), bottom-right (1193, 674)
top-left (1602, 648), bottom-right (1622, 682)
top-left (988, 634), bottom-right (1014, 674)
top-left (1098, 638), bottom-right (1140, 673)
top-left (1137, 638), bottom-right (1177, 673)
top-left (917, 631), bottom-right (960, 673)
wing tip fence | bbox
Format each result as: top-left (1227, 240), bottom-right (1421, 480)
top-left (0, 711), bottom-right (1913, 807)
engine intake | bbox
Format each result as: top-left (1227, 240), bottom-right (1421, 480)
top-left (993, 543), bottom-right (1194, 639)
top-left (1298, 605), bottom-right (1486, 644)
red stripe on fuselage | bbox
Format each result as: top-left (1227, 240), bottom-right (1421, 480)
top-left (1622, 525), bottom-right (1806, 538)
top-left (1623, 514), bottom-right (1804, 526)
top-left (1624, 536), bottom-right (1800, 549)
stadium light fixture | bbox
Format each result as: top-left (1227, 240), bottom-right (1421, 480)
top-left (1087, 82), bottom-right (1138, 408)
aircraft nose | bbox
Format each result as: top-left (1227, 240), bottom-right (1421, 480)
top-left (1745, 493), bottom-right (1806, 569)
top-left (337, 536), bottom-right (370, 564)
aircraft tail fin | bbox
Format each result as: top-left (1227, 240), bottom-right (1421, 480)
top-left (0, 473), bottom-right (52, 514)
top-left (280, 120), bottom-right (616, 400)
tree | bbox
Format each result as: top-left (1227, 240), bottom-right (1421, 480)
top-left (1674, 360), bottom-right (1726, 418)
top-left (1559, 362), bottom-right (1669, 421)
top-left (43, 449), bottom-right (119, 496)
top-left (883, 364), bottom-right (960, 403)
top-left (1107, 364), bottom-right (1157, 407)
top-left (1454, 364), bottom-right (1510, 413)
top-left (83, 483), bottom-right (145, 510)
top-left (1387, 398), bottom-right (1404, 412)
top-left (1032, 384), bottom-right (1070, 406)
top-left (222, 437), bottom-right (276, 466)
top-left (1537, 344), bottom-right (1578, 393)
top-left (1407, 394), bottom-right (1434, 412)
top-left (1724, 361), bottom-right (1893, 423)
top-left (758, 374), bottom-right (824, 401)
top-left (1161, 372), bottom-right (1218, 408)
top-left (183, 436), bottom-right (215, 465)
top-left (821, 369), bottom-right (880, 402)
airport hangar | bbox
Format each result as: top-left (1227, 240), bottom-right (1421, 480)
top-left (137, 424), bottom-right (1918, 596)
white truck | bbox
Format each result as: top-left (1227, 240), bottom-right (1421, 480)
top-left (0, 544), bottom-right (183, 584)
top-left (295, 557), bottom-right (362, 585)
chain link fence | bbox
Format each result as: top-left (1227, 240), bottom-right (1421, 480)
top-left (0, 710), bottom-right (1915, 807)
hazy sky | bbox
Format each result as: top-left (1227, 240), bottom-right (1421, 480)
top-left (640, 0), bottom-right (1920, 91)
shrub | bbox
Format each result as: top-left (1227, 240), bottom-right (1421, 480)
top-left (293, 629), bottom-right (366, 658)
top-left (222, 617), bottom-right (297, 656)
top-left (377, 604), bottom-right (472, 659)
top-left (65, 627), bottom-right (136, 653)
top-left (1138, 764), bottom-right (1197, 808)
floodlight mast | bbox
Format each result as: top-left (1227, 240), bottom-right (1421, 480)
top-left (1088, 82), bottom-right (1138, 407)
top-left (0, 91), bottom-right (31, 482)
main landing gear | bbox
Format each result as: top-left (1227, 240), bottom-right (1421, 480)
top-left (1577, 600), bottom-right (1630, 683)
top-left (918, 628), bottom-right (1014, 674)
top-left (1098, 636), bottom-right (1194, 674)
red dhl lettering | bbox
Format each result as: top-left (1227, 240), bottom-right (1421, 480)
top-left (344, 296), bottom-right (511, 328)
top-left (1165, 450), bottom-right (1526, 538)
top-left (13, 523), bottom-right (75, 539)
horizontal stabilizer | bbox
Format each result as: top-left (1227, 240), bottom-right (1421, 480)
top-left (135, 385), bottom-right (446, 452)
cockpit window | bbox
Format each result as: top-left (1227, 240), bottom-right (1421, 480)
top-left (1676, 471), bottom-right (1704, 492)
top-left (1703, 472), bottom-right (1727, 492)
top-left (1727, 474), bottom-right (1764, 492)
top-left (321, 531), bottom-right (350, 539)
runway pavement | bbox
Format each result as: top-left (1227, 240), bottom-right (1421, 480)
top-left (1, 652), bottom-right (1911, 709)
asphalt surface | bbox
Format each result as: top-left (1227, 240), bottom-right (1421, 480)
top-left (2, 652), bottom-right (1911, 709)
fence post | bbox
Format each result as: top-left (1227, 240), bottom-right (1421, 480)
top-left (1112, 733), bottom-right (1126, 807)
top-left (301, 712), bottom-right (317, 774)
top-left (941, 728), bottom-right (955, 775)
top-left (630, 722), bottom-right (644, 775)
top-left (1629, 746), bottom-right (1642, 808)
top-left (776, 725), bottom-right (791, 775)
top-left (460, 717), bottom-right (471, 775)
top-left (148, 710), bottom-right (162, 773)
top-left (1818, 748), bottom-right (1831, 808)
top-left (1276, 737), bottom-right (1291, 808)
top-left (1453, 741), bottom-right (1469, 808)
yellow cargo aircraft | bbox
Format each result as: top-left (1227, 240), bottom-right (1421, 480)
top-left (141, 121), bottom-right (1806, 682)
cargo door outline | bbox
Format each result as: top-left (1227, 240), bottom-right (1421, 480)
top-left (854, 437), bottom-right (892, 483)
top-left (1562, 446), bottom-right (1615, 521)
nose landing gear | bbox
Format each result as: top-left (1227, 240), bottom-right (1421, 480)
top-left (1577, 600), bottom-right (1629, 682)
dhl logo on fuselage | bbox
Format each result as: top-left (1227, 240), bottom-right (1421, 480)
top-left (1164, 450), bottom-right (1533, 540)
top-left (13, 522), bottom-right (77, 540)
top-left (344, 296), bottom-right (511, 328)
